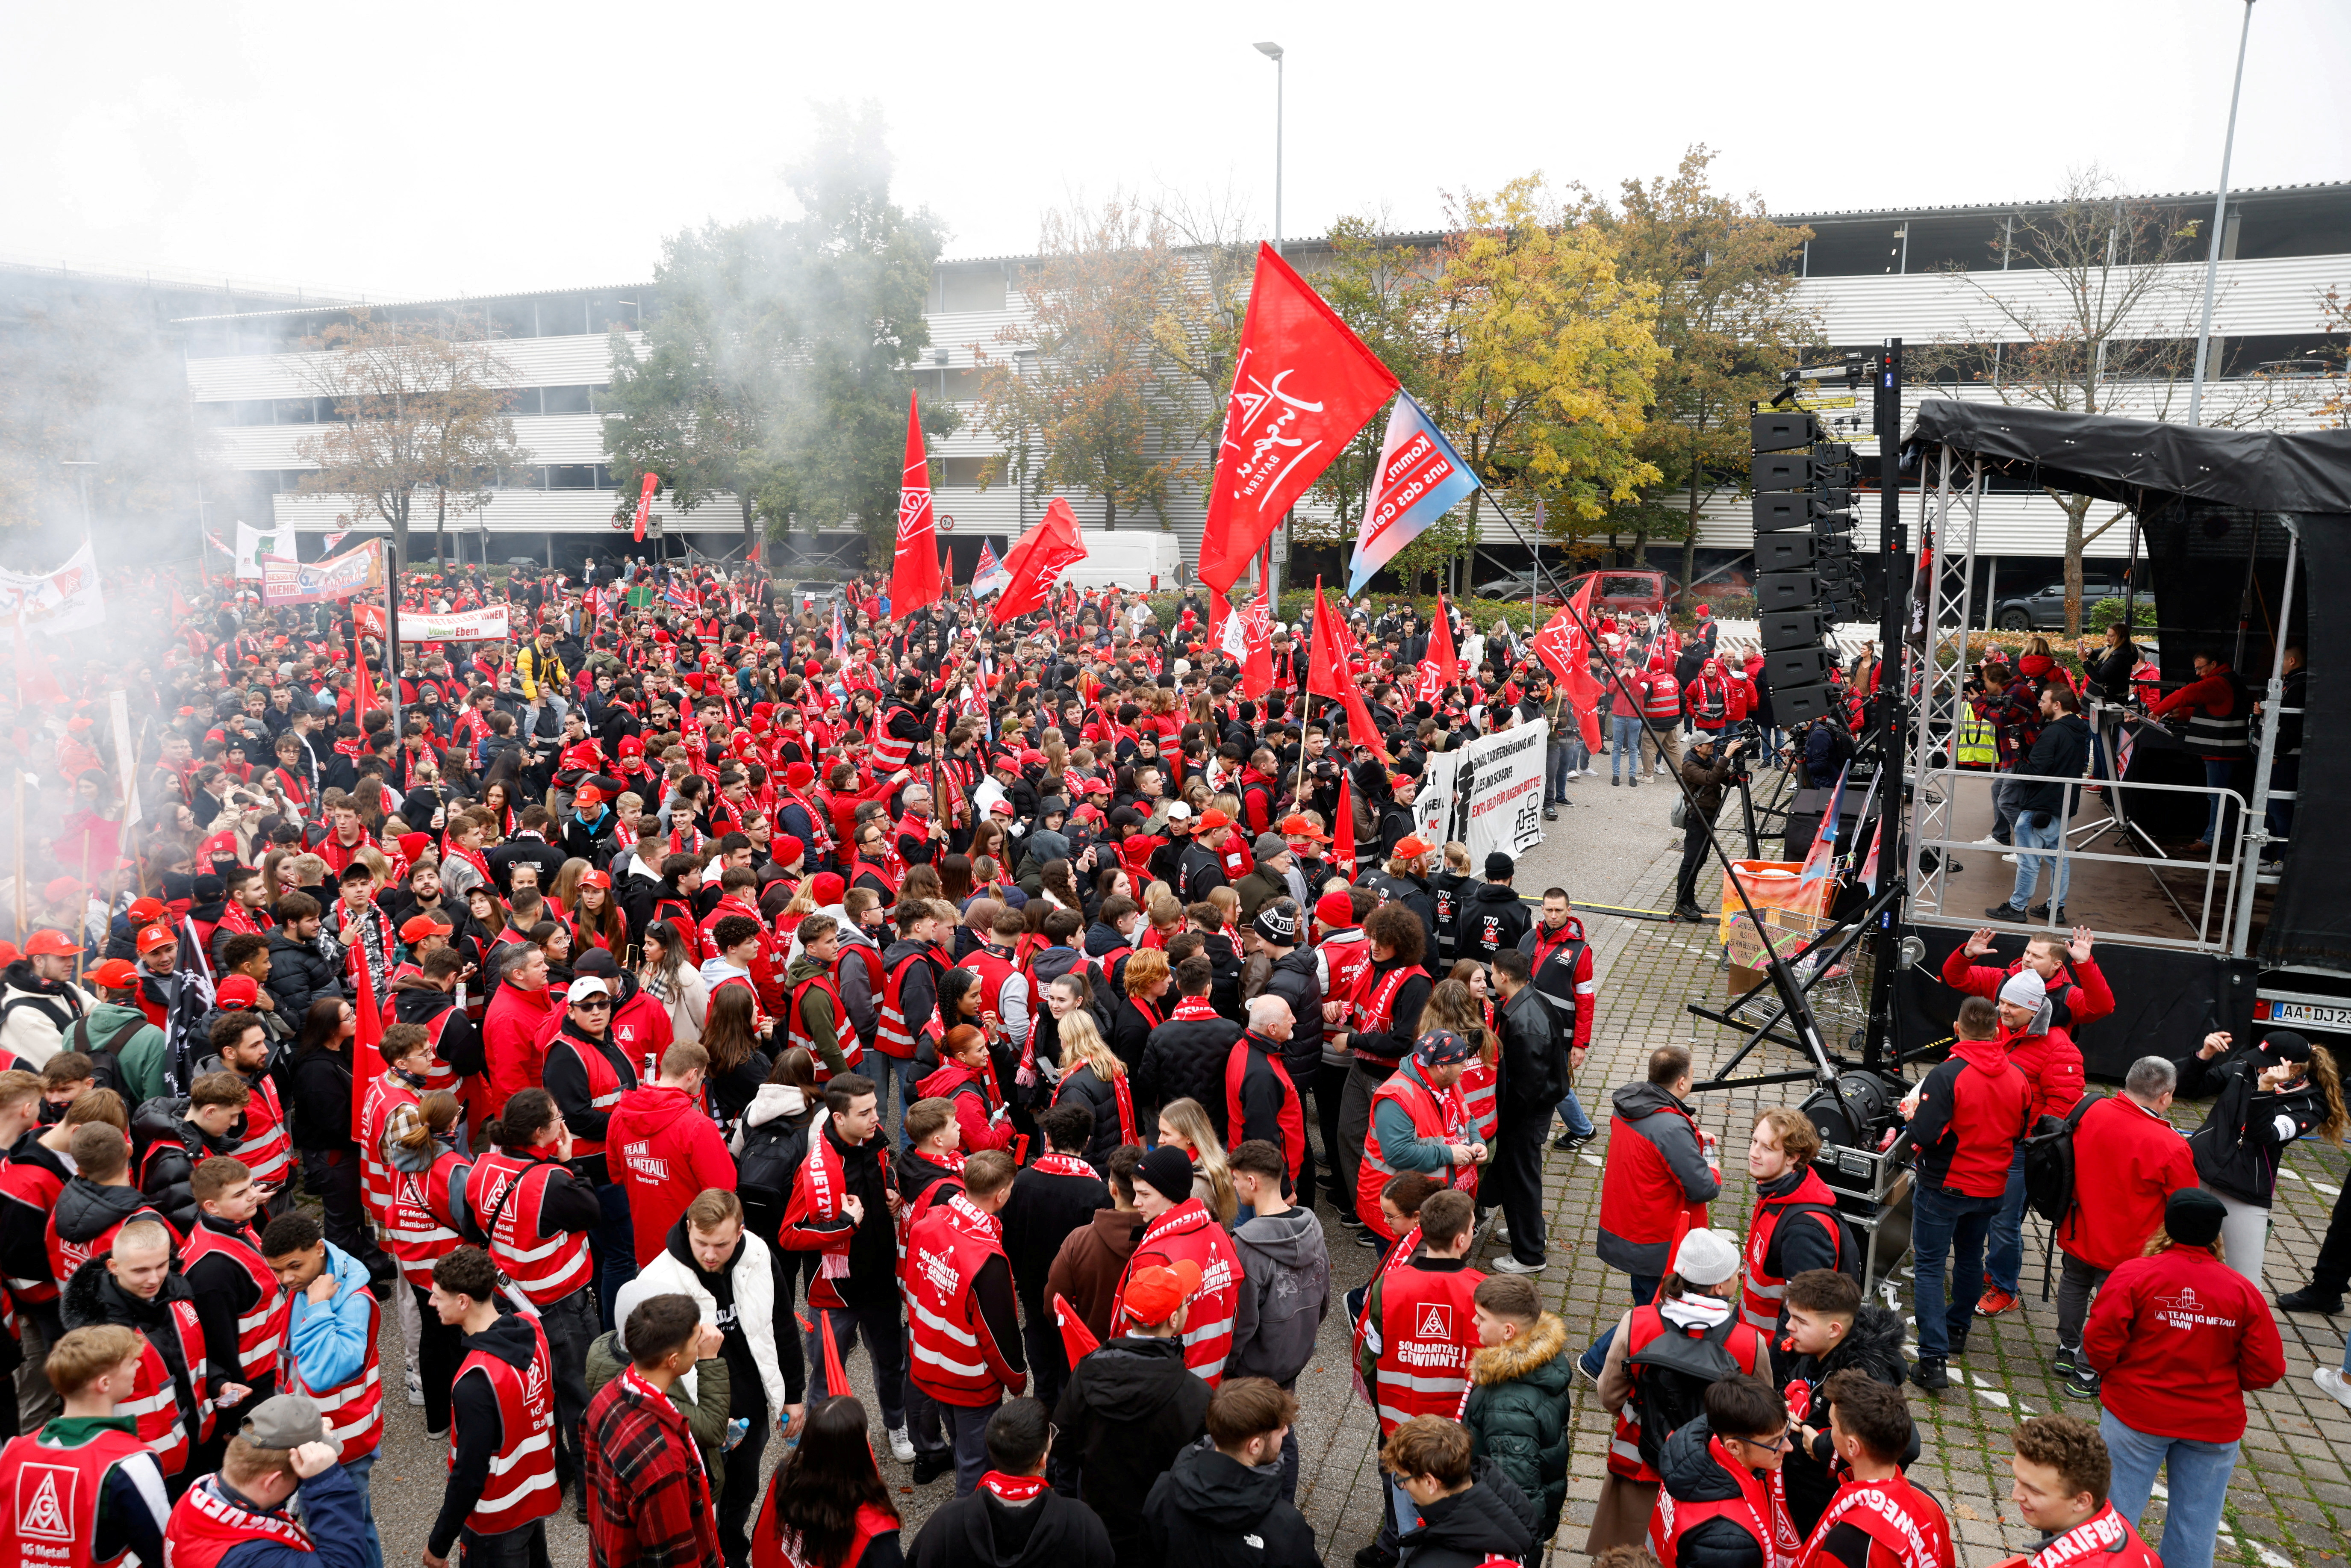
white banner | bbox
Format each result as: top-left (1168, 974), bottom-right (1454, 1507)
top-left (233, 522), bottom-right (292, 580)
top-left (109, 688), bottom-right (140, 829)
top-left (0, 542), bottom-right (106, 641)
top-left (356, 602), bottom-right (511, 643)
top-left (1414, 721), bottom-right (1546, 868)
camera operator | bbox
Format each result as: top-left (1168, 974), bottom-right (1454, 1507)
top-left (1672, 733), bottom-right (1745, 922)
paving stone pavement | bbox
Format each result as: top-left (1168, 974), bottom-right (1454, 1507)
top-left (349, 755), bottom-right (2351, 1568)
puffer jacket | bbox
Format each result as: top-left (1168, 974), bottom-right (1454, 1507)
top-left (133, 1097), bottom-right (241, 1238)
top-left (264, 929), bottom-right (344, 1021)
top-left (1134, 1009), bottom-right (1242, 1132)
top-left (2178, 1045), bottom-right (2332, 1207)
top-left (1654, 1416), bottom-right (1775, 1568)
top-left (1052, 1061), bottom-right (1129, 1168)
top-left (1462, 1310), bottom-right (1576, 1542)
top-left (1395, 1461), bottom-right (1539, 1568)
top-left (1051, 1335), bottom-right (1211, 1559)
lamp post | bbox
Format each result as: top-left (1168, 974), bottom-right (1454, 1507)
top-left (1254, 39), bottom-right (1286, 612)
top-left (2188, 0), bottom-right (2255, 427)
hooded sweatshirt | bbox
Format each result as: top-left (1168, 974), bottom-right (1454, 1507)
top-left (1141, 1442), bottom-right (1320, 1568)
top-left (906, 1477), bottom-right (1113, 1568)
top-left (53, 1179), bottom-right (168, 1288)
top-left (1395, 1462), bottom-right (1539, 1568)
top-left (1050, 1335), bottom-right (1211, 1560)
top-left (606, 1082), bottom-right (737, 1263)
top-left (1227, 1204), bottom-right (1331, 1387)
top-left (1909, 1033), bottom-right (2035, 1197)
top-left (428, 1310), bottom-right (546, 1558)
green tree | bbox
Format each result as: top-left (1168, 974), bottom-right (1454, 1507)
top-left (1589, 147), bottom-right (1818, 601)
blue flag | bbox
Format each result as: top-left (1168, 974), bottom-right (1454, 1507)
top-left (1347, 392), bottom-right (1482, 595)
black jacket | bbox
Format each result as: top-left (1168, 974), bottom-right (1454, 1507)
top-left (2177, 1045), bottom-right (2331, 1207)
top-left (1136, 1010), bottom-right (1243, 1135)
top-left (1428, 869), bottom-right (1476, 962)
top-left (1456, 883), bottom-right (1533, 968)
top-left (2014, 713), bottom-right (2093, 818)
top-left (1361, 872), bottom-right (1440, 975)
top-left (1654, 1416), bottom-right (1771, 1568)
top-left (62, 1260), bottom-right (203, 1441)
top-left (1497, 984), bottom-right (1567, 1112)
top-left (1346, 959), bottom-right (1431, 1069)
top-left (132, 1097), bottom-right (240, 1238)
top-left (264, 930), bottom-right (344, 1021)
top-left (907, 1483), bottom-right (1112, 1568)
top-left (1141, 1442), bottom-right (1319, 1568)
top-left (1053, 1064), bottom-right (1129, 1169)
top-left (53, 1179), bottom-right (169, 1262)
top-left (1228, 1034), bottom-right (1297, 1157)
top-left (1254, 949), bottom-right (1323, 1082)
top-left (486, 833), bottom-right (566, 896)
top-left (1176, 843), bottom-right (1229, 905)
top-left (287, 1044), bottom-right (357, 1152)
top-left (1052, 1335), bottom-right (1212, 1559)
top-left (1396, 1464), bottom-right (1538, 1568)
top-left (999, 1161), bottom-right (1111, 1321)
top-left (1781, 1305), bottom-right (1914, 1535)
top-left (430, 1309), bottom-right (543, 1557)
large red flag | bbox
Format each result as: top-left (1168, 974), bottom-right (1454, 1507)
top-left (1530, 578), bottom-right (1604, 751)
top-left (1196, 246), bottom-right (1401, 593)
top-left (1418, 589), bottom-right (1459, 703)
top-left (633, 471), bottom-right (657, 544)
top-left (1331, 766), bottom-right (1357, 881)
top-left (1240, 580), bottom-right (1275, 699)
top-left (890, 392), bottom-right (943, 618)
top-left (1306, 582), bottom-right (1389, 763)
top-left (991, 498), bottom-right (1089, 625)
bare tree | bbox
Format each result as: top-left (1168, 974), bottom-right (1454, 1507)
top-left (295, 312), bottom-right (527, 567)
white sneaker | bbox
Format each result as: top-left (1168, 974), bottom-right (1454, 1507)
top-left (1971, 835), bottom-right (2006, 849)
top-left (1491, 1219), bottom-right (1512, 1245)
top-left (2317, 1367), bottom-right (2351, 1412)
top-left (2000, 854), bottom-right (2020, 864)
top-left (888, 1426), bottom-right (916, 1462)
top-left (1492, 1255), bottom-right (1548, 1275)
top-left (407, 1370), bottom-right (425, 1408)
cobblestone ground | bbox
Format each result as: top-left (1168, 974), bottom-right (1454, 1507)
top-left (353, 756), bottom-right (2351, 1568)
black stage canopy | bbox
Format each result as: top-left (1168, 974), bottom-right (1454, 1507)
top-left (1905, 400), bottom-right (2351, 978)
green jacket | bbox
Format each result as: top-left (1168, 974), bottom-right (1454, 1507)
top-left (586, 1333), bottom-right (732, 1499)
top-left (79, 1001), bottom-right (168, 1105)
top-left (1462, 1309), bottom-right (1575, 1541)
top-left (784, 955), bottom-right (846, 1076)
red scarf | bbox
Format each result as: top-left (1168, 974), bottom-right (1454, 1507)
top-left (1032, 1152), bottom-right (1097, 1180)
top-left (978, 1472), bottom-right (1046, 1504)
top-left (1171, 996), bottom-right (1220, 1023)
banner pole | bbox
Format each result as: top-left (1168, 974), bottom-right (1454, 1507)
top-left (385, 540), bottom-right (404, 749)
top-left (74, 830), bottom-right (90, 981)
top-left (13, 769), bottom-right (26, 941)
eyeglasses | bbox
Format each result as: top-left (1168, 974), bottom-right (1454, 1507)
top-left (574, 997), bottom-right (613, 1010)
top-left (1732, 1429), bottom-right (1794, 1453)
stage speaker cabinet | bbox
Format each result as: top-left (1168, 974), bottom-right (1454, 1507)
top-left (1759, 609), bottom-right (1834, 650)
top-left (1752, 452), bottom-right (1813, 492)
top-left (1756, 533), bottom-right (1818, 575)
top-left (1753, 493), bottom-right (1818, 533)
top-left (1764, 644), bottom-right (1835, 690)
top-left (1776, 681), bottom-right (1840, 723)
top-left (1756, 570), bottom-right (1825, 614)
top-left (1751, 411), bottom-right (1819, 453)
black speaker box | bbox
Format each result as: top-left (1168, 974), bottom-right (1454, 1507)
top-left (1776, 681), bottom-right (1840, 723)
top-left (1759, 609), bottom-right (1835, 650)
top-left (1753, 493), bottom-right (1817, 533)
top-left (1752, 453), bottom-right (1812, 492)
top-left (1756, 571), bottom-right (1824, 613)
top-left (1764, 645), bottom-right (1836, 689)
top-left (1756, 534), bottom-right (1818, 574)
top-left (1751, 412), bottom-right (1818, 452)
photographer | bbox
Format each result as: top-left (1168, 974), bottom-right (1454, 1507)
top-left (1671, 733), bottom-right (1743, 923)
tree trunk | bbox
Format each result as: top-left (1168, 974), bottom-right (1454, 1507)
top-left (1103, 494), bottom-right (1117, 531)
top-left (1679, 464), bottom-right (1701, 614)
top-left (2062, 492), bottom-right (2092, 637)
top-left (741, 495), bottom-right (757, 567)
top-left (435, 486), bottom-right (448, 567)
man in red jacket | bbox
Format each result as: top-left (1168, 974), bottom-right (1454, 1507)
top-left (2052, 1056), bottom-right (2198, 1402)
top-left (1960, 961), bottom-right (2093, 1320)
top-left (605, 1042), bottom-right (737, 1266)
top-left (2085, 1189), bottom-right (2283, 1568)
top-left (1900, 996), bottom-right (2033, 1392)
top-left (481, 944), bottom-right (557, 1118)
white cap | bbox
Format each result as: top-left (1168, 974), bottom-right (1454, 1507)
top-left (1166, 802), bottom-right (1195, 823)
top-left (566, 976), bottom-right (612, 1002)
top-left (1673, 1228), bottom-right (1743, 1287)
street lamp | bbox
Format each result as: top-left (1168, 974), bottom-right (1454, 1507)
top-left (1254, 40), bottom-right (1286, 608)
top-left (2188, 0), bottom-right (2255, 427)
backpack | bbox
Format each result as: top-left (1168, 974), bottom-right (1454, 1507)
top-left (66, 1011), bottom-right (150, 1099)
top-left (1762, 1199), bottom-right (1865, 1284)
top-left (735, 1111), bottom-right (817, 1244)
top-left (1628, 1313), bottom-right (1744, 1475)
top-left (2021, 1091), bottom-right (2105, 1225)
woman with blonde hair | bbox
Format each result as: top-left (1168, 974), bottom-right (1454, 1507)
top-left (546, 856), bottom-right (591, 917)
top-left (1049, 1002), bottom-right (1134, 1167)
top-left (1157, 1096), bottom-right (1237, 1224)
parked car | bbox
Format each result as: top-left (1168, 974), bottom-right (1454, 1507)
top-left (1472, 568), bottom-right (1667, 615)
top-left (1989, 578), bottom-right (2124, 630)
top-left (1472, 567), bottom-right (1567, 607)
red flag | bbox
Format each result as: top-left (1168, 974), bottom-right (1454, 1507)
top-left (351, 618), bottom-right (372, 716)
top-left (349, 938), bottom-right (385, 1073)
top-left (1053, 1291), bottom-right (1101, 1368)
top-left (633, 471), bottom-right (657, 543)
top-left (991, 498), bottom-right (1088, 625)
top-left (820, 1311), bottom-right (854, 1400)
top-left (168, 581), bottom-right (193, 622)
top-left (1240, 581), bottom-right (1275, 699)
top-left (1332, 766), bottom-right (1357, 881)
top-left (11, 614), bottom-right (63, 710)
top-left (1197, 246), bottom-right (1401, 593)
top-left (1305, 582), bottom-right (1389, 763)
top-left (1530, 580), bottom-right (1604, 752)
top-left (890, 392), bottom-right (943, 617)
top-left (1417, 589), bottom-right (1459, 703)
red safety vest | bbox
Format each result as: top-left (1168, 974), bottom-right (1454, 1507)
top-left (1319, 929), bottom-right (1372, 1026)
top-left (1793, 1475), bottom-right (1955, 1568)
top-left (790, 972), bottom-right (859, 1081)
top-left (1370, 1263), bottom-right (1483, 1436)
top-left (383, 1150), bottom-right (470, 1292)
top-left (227, 1075), bottom-right (293, 1190)
top-left (1648, 1433), bottom-right (1800, 1568)
top-left (0, 1424), bottom-right (152, 1568)
top-left (1109, 1198), bottom-right (1243, 1386)
top-left (1607, 1304), bottom-right (1766, 1483)
top-left (271, 1276), bottom-right (381, 1459)
top-left (162, 1477), bottom-right (316, 1568)
top-left (2023, 1504), bottom-right (2163, 1568)
top-left (542, 1034), bottom-right (628, 1159)
top-left (875, 950), bottom-right (939, 1061)
top-left (751, 1491), bottom-right (898, 1568)
top-left (470, 1150), bottom-right (593, 1306)
top-left (903, 1193), bottom-right (1013, 1407)
top-left (177, 1223), bottom-right (281, 1382)
top-left (356, 1073), bottom-right (420, 1225)
top-left (1641, 671), bottom-right (1683, 721)
top-left (1741, 1170), bottom-right (1844, 1334)
top-left (46, 1210), bottom-right (162, 1299)
top-left (0, 1159), bottom-right (65, 1306)
top-left (452, 1316), bottom-right (560, 1537)
top-left (1459, 1057), bottom-right (1497, 1145)
top-left (1358, 1069), bottom-right (1476, 1244)
top-left (1224, 1038), bottom-right (1304, 1181)
top-left (116, 1298), bottom-right (211, 1477)
top-left (1353, 965), bottom-right (1416, 1067)
top-left (833, 942), bottom-right (885, 1048)
top-left (871, 707), bottom-right (917, 771)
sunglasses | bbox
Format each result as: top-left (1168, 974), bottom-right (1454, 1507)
top-left (573, 996), bottom-right (613, 1010)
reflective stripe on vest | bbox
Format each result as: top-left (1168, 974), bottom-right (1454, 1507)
top-left (383, 1154), bottom-right (467, 1291)
top-left (1358, 1071), bottom-right (1475, 1242)
top-left (546, 1034), bottom-right (628, 1158)
top-left (178, 1223), bottom-right (281, 1381)
top-left (875, 952), bottom-right (934, 1061)
top-left (0, 1427), bottom-right (150, 1568)
top-left (230, 1077), bottom-right (293, 1188)
top-left (1370, 1263), bottom-right (1482, 1435)
top-left (456, 1316), bottom-right (560, 1536)
top-left (357, 1075), bottom-right (419, 1222)
top-left (903, 1196), bottom-right (1008, 1404)
top-left (123, 1302), bottom-right (211, 1477)
top-left (790, 972), bottom-right (860, 1080)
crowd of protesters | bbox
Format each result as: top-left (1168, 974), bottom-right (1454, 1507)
top-left (0, 555), bottom-right (2327, 1568)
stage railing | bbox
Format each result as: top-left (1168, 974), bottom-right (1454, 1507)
top-left (1908, 767), bottom-right (2251, 953)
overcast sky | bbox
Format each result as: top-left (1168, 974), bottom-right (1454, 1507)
top-left (10, 0), bottom-right (2351, 304)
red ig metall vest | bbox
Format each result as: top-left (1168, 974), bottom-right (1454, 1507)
top-left (116, 1298), bottom-right (212, 1477)
top-left (1641, 671), bottom-right (1683, 722)
top-left (162, 1477), bottom-right (316, 1568)
top-left (1647, 1433), bottom-right (1800, 1568)
top-left (228, 1075), bottom-right (293, 1190)
top-left (271, 1277), bottom-right (381, 1459)
top-left (963, 949), bottom-right (1031, 1062)
top-left (177, 1223), bottom-right (281, 1383)
top-left (1606, 1304), bottom-right (1766, 1483)
top-left (1742, 1170), bottom-right (1843, 1334)
top-left (0, 1161), bottom-right (65, 1306)
top-left (0, 1424), bottom-right (152, 1568)
top-left (470, 1151), bottom-right (593, 1306)
top-left (1358, 1070), bottom-right (1477, 1244)
top-left (383, 1150), bottom-right (470, 1292)
top-left (453, 1316), bottom-right (560, 1537)
top-left (789, 972), bottom-right (860, 1081)
top-left (356, 1073), bottom-right (421, 1226)
top-left (903, 1193), bottom-right (1014, 1407)
top-left (1792, 1474), bottom-right (1955, 1568)
top-left (1370, 1262), bottom-right (1484, 1436)
top-left (1224, 1039), bottom-right (1304, 1181)
top-left (542, 1034), bottom-right (629, 1160)
top-left (833, 942), bottom-right (886, 1050)
top-left (1351, 962), bottom-right (1414, 1065)
top-left (1108, 1199), bottom-right (1243, 1386)
top-left (875, 950), bottom-right (940, 1061)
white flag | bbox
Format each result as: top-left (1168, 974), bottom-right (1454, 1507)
top-left (0, 542), bottom-right (106, 642)
top-left (1219, 592), bottom-right (1249, 660)
top-left (234, 522), bottom-right (293, 579)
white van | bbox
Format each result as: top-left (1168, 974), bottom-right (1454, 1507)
top-left (1054, 531), bottom-right (1184, 592)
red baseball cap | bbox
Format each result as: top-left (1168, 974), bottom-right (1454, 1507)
top-left (23, 930), bottom-right (77, 959)
top-left (85, 958), bottom-right (138, 990)
top-left (127, 897), bottom-right (165, 923)
top-left (1121, 1260), bottom-right (1202, 1327)
top-left (136, 925), bottom-right (176, 955)
top-left (580, 870), bottom-right (612, 890)
top-left (215, 975), bottom-right (261, 1007)
top-left (399, 915), bottom-right (450, 942)
top-left (1197, 808), bottom-right (1232, 832)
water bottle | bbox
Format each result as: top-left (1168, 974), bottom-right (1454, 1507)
top-left (724, 1417), bottom-right (748, 1452)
